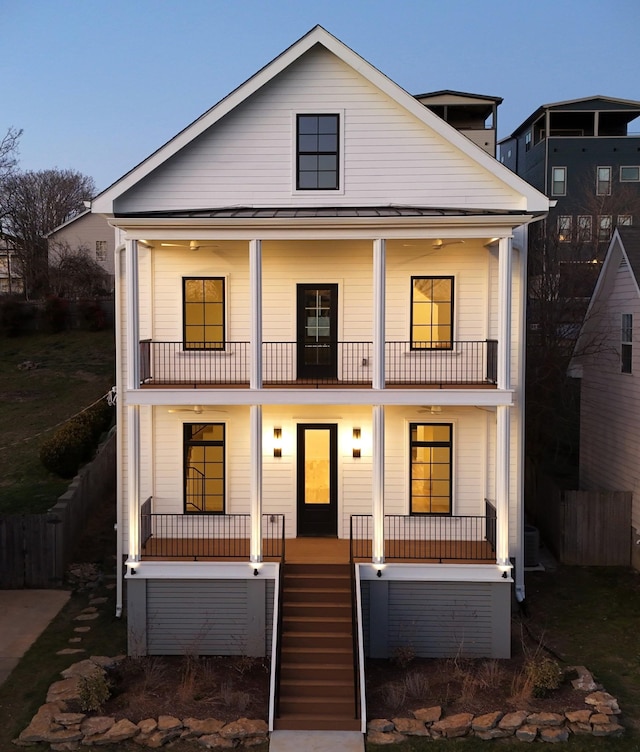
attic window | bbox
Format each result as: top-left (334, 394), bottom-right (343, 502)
top-left (296, 114), bottom-right (339, 190)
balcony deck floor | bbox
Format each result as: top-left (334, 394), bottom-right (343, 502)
top-left (141, 536), bottom-right (495, 564)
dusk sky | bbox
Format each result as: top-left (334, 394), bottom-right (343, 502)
top-left (3, 0), bottom-right (639, 193)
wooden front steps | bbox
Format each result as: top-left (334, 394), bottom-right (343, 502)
top-left (274, 563), bottom-right (361, 732)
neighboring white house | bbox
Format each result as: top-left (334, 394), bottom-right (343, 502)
top-left (0, 231), bottom-right (23, 294)
top-left (570, 225), bottom-right (640, 569)
top-left (91, 25), bottom-right (549, 730)
top-left (47, 209), bottom-right (115, 292)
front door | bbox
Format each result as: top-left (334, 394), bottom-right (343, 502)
top-left (296, 284), bottom-right (338, 380)
top-left (297, 424), bottom-right (338, 537)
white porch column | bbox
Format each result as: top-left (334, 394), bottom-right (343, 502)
top-left (126, 239), bottom-right (140, 390)
top-left (250, 405), bottom-right (263, 563)
top-left (372, 404), bottom-right (385, 564)
top-left (249, 240), bottom-right (262, 390)
top-left (125, 239), bottom-right (141, 562)
top-left (373, 239), bottom-right (386, 390)
top-left (496, 404), bottom-right (511, 567)
top-left (496, 236), bottom-right (513, 568)
top-left (497, 236), bottom-right (512, 391)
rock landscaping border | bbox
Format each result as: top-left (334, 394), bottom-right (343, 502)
top-left (13, 656), bottom-right (623, 748)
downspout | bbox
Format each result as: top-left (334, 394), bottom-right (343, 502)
top-left (114, 243), bottom-right (125, 618)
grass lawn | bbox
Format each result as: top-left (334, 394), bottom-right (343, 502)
top-left (0, 329), bottom-right (115, 514)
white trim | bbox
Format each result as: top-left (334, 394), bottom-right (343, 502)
top-left (357, 562), bottom-right (512, 582)
top-left (92, 27), bottom-right (549, 214)
top-left (125, 560), bottom-right (280, 579)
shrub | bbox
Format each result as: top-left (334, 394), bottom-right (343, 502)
top-left (525, 655), bottom-right (563, 698)
top-left (78, 672), bottom-right (111, 712)
top-left (77, 299), bottom-right (107, 331)
top-left (44, 295), bottom-right (69, 333)
top-left (0, 297), bottom-right (34, 337)
top-left (39, 397), bottom-right (113, 478)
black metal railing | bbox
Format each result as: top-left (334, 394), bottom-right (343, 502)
top-left (139, 339), bottom-right (499, 387)
top-left (350, 513), bottom-right (496, 562)
top-left (140, 513), bottom-right (285, 560)
top-left (385, 340), bottom-right (498, 385)
top-left (139, 341), bottom-right (251, 385)
top-left (141, 496), bottom-right (152, 546)
top-left (185, 467), bottom-right (206, 512)
top-left (485, 498), bottom-right (497, 551)
top-left (262, 341), bottom-right (372, 385)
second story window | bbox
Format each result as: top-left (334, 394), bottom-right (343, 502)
top-left (577, 215), bottom-right (592, 242)
top-left (620, 166), bottom-right (640, 182)
top-left (621, 313), bottom-right (633, 374)
top-left (411, 276), bottom-right (453, 350)
top-left (184, 423), bottom-right (225, 513)
top-left (596, 166), bottom-right (612, 196)
top-left (95, 240), bottom-right (107, 263)
top-left (296, 114), bottom-right (339, 190)
top-left (183, 277), bottom-right (225, 350)
top-left (558, 216), bottom-right (572, 242)
top-left (598, 216), bottom-right (612, 242)
top-left (551, 167), bottom-right (566, 196)
top-left (410, 423), bottom-right (452, 515)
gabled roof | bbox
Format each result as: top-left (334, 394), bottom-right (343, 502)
top-left (45, 209), bottom-right (91, 238)
top-left (507, 95), bottom-right (640, 139)
top-left (572, 227), bottom-right (640, 366)
top-left (92, 25), bottom-right (548, 215)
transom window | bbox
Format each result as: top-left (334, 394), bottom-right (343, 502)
top-left (596, 166), bottom-right (612, 196)
top-left (411, 276), bottom-right (454, 349)
top-left (296, 114), bottom-right (339, 190)
top-left (183, 277), bottom-right (225, 350)
top-left (618, 215), bottom-right (633, 227)
top-left (551, 167), bottom-right (567, 196)
top-left (184, 423), bottom-right (225, 513)
top-left (410, 423), bottom-right (452, 515)
top-left (621, 314), bottom-right (633, 374)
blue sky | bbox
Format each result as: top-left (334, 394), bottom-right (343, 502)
top-left (2, 0), bottom-right (639, 193)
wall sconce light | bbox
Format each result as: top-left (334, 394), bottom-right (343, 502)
top-left (273, 427), bottom-right (282, 458)
top-left (352, 428), bottom-right (361, 458)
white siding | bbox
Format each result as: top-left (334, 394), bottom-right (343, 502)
top-left (580, 260), bottom-right (640, 531)
top-left (114, 47), bottom-right (522, 213)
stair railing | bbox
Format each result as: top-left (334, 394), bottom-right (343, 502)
top-left (350, 562), bottom-right (367, 731)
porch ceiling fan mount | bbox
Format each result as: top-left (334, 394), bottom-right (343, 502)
top-left (432, 239), bottom-right (465, 249)
top-left (160, 240), bottom-right (220, 252)
top-left (168, 405), bottom-right (227, 414)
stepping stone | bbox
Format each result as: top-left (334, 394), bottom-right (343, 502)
top-left (74, 626), bottom-right (91, 633)
top-left (68, 637), bottom-right (82, 643)
top-left (74, 613), bottom-right (99, 621)
top-left (56, 648), bottom-right (85, 656)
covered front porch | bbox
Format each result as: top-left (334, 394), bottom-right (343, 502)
top-left (138, 502), bottom-right (498, 565)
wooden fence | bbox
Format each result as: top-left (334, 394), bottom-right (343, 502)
top-left (534, 474), bottom-right (632, 566)
top-left (0, 429), bottom-right (116, 588)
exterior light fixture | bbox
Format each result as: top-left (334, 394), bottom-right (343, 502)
top-left (273, 427), bottom-right (282, 458)
top-left (352, 428), bottom-right (361, 458)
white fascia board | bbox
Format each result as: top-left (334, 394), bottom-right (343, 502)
top-left (125, 560), bottom-right (279, 580)
top-left (357, 562), bottom-right (513, 583)
top-left (108, 216), bottom-right (534, 240)
top-left (126, 388), bottom-right (514, 408)
top-left (92, 26), bottom-right (549, 215)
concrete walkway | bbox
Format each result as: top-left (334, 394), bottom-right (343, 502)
top-left (269, 731), bottom-right (364, 751)
top-left (0, 590), bottom-right (71, 686)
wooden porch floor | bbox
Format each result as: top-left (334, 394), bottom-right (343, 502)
top-left (141, 537), bottom-right (495, 564)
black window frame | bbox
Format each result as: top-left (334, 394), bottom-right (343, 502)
top-left (409, 422), bottom-right (453, 516)
top-left (296, 114), bottom-right (340, 191)
top-left (410, 276), bottom-right (454, 350)
top-left (621, 313), bottom-right (633, 374)
top-left (182, 277), bottom-right (226, 351)
top-left (183, 423), bottom-right (226, 514)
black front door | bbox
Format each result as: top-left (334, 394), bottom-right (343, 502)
top-left (296, 424), bottom-right (338, 537)
top-left (296, 284), bottom-right (338, 380)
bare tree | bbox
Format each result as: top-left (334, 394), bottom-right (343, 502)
top-left (0, 127), bottom-right (22, 187)
top-left (0, 169), bottom-right (95, 298)
top-left (49, 241), bottom-right (110, 298)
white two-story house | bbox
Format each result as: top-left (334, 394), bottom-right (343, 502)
top-left (92, 26), bottom-right (549, 732)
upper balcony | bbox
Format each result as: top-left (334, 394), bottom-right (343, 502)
top-left (139, 339), bottom-right (498, 388)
